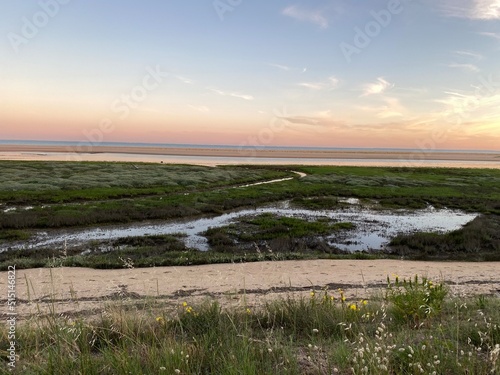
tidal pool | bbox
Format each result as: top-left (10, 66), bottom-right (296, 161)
top-left (1, 203), bottom-right (478, 252)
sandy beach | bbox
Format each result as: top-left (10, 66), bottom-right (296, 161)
top-left (1, 144), bottom-right (499, 162)
top-left (3, 260), bottom-right (499, 320)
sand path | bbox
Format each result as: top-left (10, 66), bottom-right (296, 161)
top-left (1, 260), bottom-right (499, 320)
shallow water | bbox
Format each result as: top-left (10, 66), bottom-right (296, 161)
top-left (3, 204), bottom-right (478, 252)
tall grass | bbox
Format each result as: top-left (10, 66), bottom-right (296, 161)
top-left (1, 276), bottom-right (499, 374)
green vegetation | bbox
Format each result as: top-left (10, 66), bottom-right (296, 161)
top-left (204, 214), bottom-right (354, 253)
top-left (0, 162), bottom-right (292, 229)
top-left (2, 276), bottom-right (499, 374)
top-left (0, 162), bottom-right (500, 231)
top-left (241, 214), bottom-right (353, 240)
top-left (2, 164), bottom-right (500, 231)
top-left (389, 214), bottom-right (500, 261)
top-left (385, 275), bottom-right (448, 326)
top-left (0, 230), bottom-right (30, 241)
top-left (0, 234), bottom-right (379, 271)
top-left (1, 162), bottom-right (500, 268)
top-left (0, 161), bottom-right (290, 204)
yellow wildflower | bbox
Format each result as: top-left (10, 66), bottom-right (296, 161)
top-left (349, 304), bottom-right (358, 311)
top-left (182, 302), bottom-right (188, 307)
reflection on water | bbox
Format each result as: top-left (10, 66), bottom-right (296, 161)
top-left (3, 204), bottom-right (478, 252)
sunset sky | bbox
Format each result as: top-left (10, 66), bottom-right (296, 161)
top-left (1, 0), bottom-right (499, 150)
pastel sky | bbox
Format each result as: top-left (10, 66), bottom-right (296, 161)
top-left (1, 0), bottom-right (500, 150)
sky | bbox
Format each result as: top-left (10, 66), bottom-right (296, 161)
top-left (1, 0), bottom-right (499, 150)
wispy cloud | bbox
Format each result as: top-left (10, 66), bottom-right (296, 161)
top-left (358, 97), bottom-right (406, 119)
top-left (298, 76), bottom-right (339, 91)
top-left (268, 63), bottom-right (291, 71)
top-left (453, 50), bottom-right (483, 60)
top-left (438, 0), bottom-right (500, 20)
top-left (298, 82), bottom-right (324, 90)
top-left (209, 88), bottom-right (254, 101)
top-left (268, 63), bottom-right (309, 74)
top-left (280, 115), bottom-right (322, 126)
top-left (377, 99), bottom-right (405, 119)
top-left (361, 77), bottom-right (393, 96)
top-left (175, 75), bottom-right (194, 84)
top-left (477, 31), bottom-right (500, 40)
top-left (282, 5), bottom-right (329, 29)
top-left (278, 114), bottom-right (431, 136)
top-left (447, 63), bottom-right (480, 72)
top-left (435, 89), bottom-right (500, 122)
top-left (276, 109), bottom-right (342, 132)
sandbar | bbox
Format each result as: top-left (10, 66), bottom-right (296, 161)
top-left (0, 144), bottom-right (499, 162)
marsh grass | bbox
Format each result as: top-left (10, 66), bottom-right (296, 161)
top-left (2, 163), bottom-right (500, 269)
top-left (389, 214), bottom-right (500, 261)
top-left (2, 164), bottom-right (500, 232)
top-left (0, 162), bottom-right (290, 201)
top-left (0, 245), bottom-right (373, 271)
top-left (203, 214), bottom-right (355, 254)
top-left (0, 230), bottom-right (30, 241)
top-left (1, 276), bottom-right (499, 374)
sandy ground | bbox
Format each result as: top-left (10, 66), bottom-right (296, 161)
top-left (0, 144), bottom-right (499, 161)
top-left (1, 260), bottom-right (499, 320)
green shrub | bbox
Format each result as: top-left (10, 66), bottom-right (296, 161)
top-left (385, 275), bottom-right (448, 327)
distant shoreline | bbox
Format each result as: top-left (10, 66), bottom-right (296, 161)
top-left (1, 144), bottom-right (499, 162)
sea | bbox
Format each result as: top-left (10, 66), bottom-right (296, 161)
top-left (1, 140), bottom-right (499, 168)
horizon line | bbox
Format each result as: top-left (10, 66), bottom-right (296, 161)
top-left (0, 139), bottom-right (499, 154)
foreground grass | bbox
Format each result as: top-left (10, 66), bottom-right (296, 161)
top-left (1, 277), bottom-right (499, 374)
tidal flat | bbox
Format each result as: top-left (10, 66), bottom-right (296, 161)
top-left (1, 161), bottom-right (499, 269)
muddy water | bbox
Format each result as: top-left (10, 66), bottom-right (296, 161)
top-left (2, 203), bottom-right (478, 252)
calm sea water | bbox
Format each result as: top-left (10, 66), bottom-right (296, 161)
top-left (1, 139), bottom-right (499, 153)
top-left (1, 140), bottom-right (499, 168)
